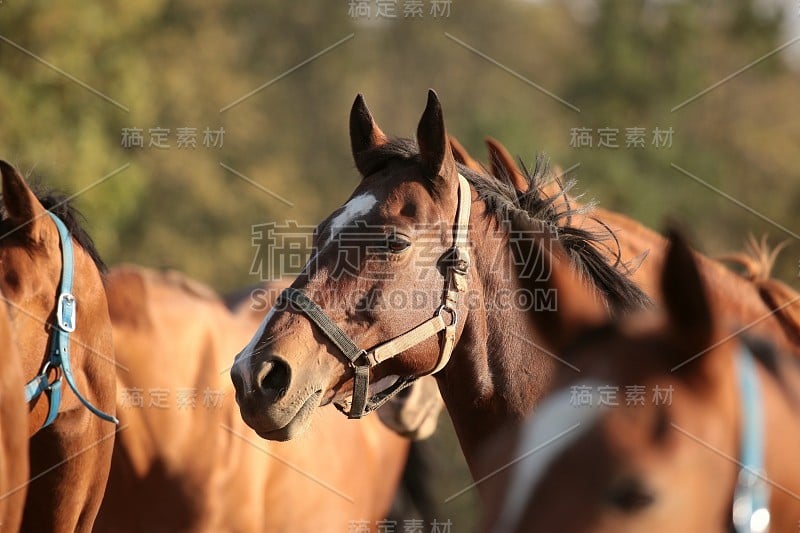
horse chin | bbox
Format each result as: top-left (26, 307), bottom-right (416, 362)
top-left (253, 390), bottom-right (322, 441)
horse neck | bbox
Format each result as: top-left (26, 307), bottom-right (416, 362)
top-left (436, 212), bottom-right (557, 480)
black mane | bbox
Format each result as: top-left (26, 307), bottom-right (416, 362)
top-left (361, 137), bottom-right (651, 314)
top-left (1, 186), bottom-right (107, 274)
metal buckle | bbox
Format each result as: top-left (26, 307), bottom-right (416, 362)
top-left (436, 304), bottom-right (458, 327)
top-left (441, 246), bottom-right (470, 275)
top-left (56, 292), bottom-right (76, 332)
top-left (349, 349), bottom-right (370, 369)
top-left (452, 249), bottom-right (470, 275)
top-left (40, 361), bottom-right (62, 389)
top-left (732, 468), bottom-right (770, 533)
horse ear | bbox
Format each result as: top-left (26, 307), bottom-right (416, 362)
top-left (350, 94), bottom-right (388, 177)
top-left (448, 136), bottom-right (482, 173)
top-left (416, 90), bottom-right (456, 182)
top-left (0, 161), bottom-right (47, 242)
top-left (660, 227), bottom-right (713, 355)
top-left (513, 214), bottom-right (606, 353)
top-left (486, 137), bottom-right (529, 194)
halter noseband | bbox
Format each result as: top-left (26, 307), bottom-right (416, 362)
top-left (23, 212), bottom-right (119, 430)
top-left (732, 344), bottom-right (770, 533)
top-left (278, 174), bottom-right (472, 419)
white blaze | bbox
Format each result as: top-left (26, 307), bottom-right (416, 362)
top-left (495, 381), bottom-right (606, 532)
top-left (325, 193), bottom-right (378, 246)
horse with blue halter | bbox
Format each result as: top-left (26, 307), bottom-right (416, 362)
top-left (0, 161), bottom-right (118, 531)
top-left (489, 226), bottom-right (800, 532)
top-left (230, 91), bottom-right (649, 490)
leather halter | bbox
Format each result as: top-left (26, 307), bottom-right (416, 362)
top-left (731, 344), bottom-right (770, 533)
top-left (278, 174), bottom-right (472, 419)
top-left (23, 212), bottom-right (119, 430)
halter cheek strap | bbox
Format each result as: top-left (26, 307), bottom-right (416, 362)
top-left (279, 174), bottom-right (472, 419)
top-left (732, 344), bottom-right (770, 533)
top-left (24, 212), bottom-right (119, 430)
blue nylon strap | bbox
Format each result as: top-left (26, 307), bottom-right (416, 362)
top-left (24, 374), bottom-right (62, 428)
top-left (24, 213), bottom-right (119, 429)
top-left (732, 344), bottom-right (770, 533)
top-left (43, 379), bottom-right (62, 427)
top-left (24, 374), bottom-right (50, 402)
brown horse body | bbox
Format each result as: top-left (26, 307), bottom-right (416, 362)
top-left (0, 162), bottom-right (117, 532)
top-left (0, 288), bottom-right (29, 531)
top-left (97, 266), bottom-right (408, 532)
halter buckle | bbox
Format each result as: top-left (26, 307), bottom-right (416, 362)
top-left (39, 361), bottom-right (62, 391)
top-left (349, 349), bottom-right (370, 369)
top-left (436, 304), bottom-right (458, 327)
top-left (56, 292), bottom-right (76, 333)
top-left (732, 468), bottom-right (770, 533)
top-left (440, 246), bottom-right (470, 275)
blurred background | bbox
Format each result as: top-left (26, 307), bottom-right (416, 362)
top-left (1, 0), bottom-right (798, 529)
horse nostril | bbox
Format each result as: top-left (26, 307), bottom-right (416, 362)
top-left (257, 357), bottom-right (291, 402)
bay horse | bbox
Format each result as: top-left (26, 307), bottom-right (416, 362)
top-left (0, 161), bottom-right (117, 531)
top-left (97, 266), bottom-right (410, 532)
top-left (491, 228), bottom-right (800, 532)
top-left (230, 90), bottom-right (650, 491)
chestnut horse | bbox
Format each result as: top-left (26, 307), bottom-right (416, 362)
top-left (491, 228), bottom-right (800, 532)
top-left (97, 266), bottom-right (409, 532)
top-left (720, 235), bottom-right (800, 346)
top-left (0, 161), bottom-right (117, 531)
top-left (230, 91), bottom-right (649, 493)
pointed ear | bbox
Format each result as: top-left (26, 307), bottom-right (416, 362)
top-left (661, 227), bottom-right (713, 354)
top-left (350, 94), bottom-right (388, 177)
top-left (448, 136), bottom-right (482, 173)
top-left (0, 160), bottom-right (47, 241)
top-left (512, 212), bottom-right (606, 353)
top-left (416, 90), bottom-right (456, 182)
top-left (486, 137), bottom-right (529, 194)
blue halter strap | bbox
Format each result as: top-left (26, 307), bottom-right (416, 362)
top-left (731, 344), bottom-right (770, 533)
top-left (23, 212), bottom-right (119, 429)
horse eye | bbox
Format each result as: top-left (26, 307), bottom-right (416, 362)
top-left (385, 235), bottom-right (411, 253)
top-left (606, 478), bottom-right (655, 513)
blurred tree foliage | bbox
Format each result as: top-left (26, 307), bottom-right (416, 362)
top-left (2, 0), bottom-right (798, 529)
top-left (1, 1), bottom-right (797, 290)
